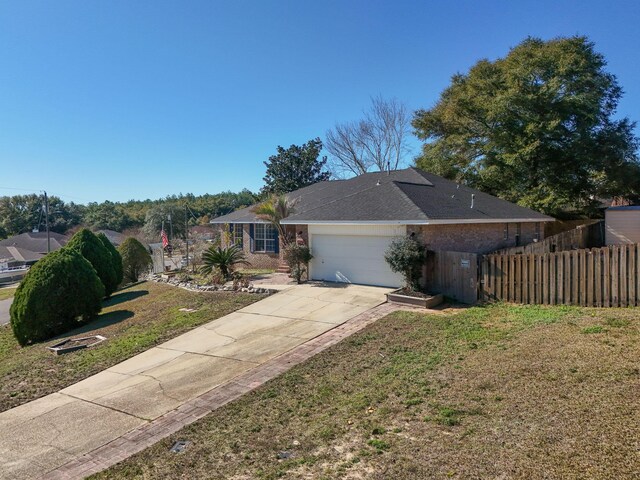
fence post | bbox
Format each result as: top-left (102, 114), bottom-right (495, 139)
top-left (611, 245), bottom-right (619, 307)
top-left (629, 246), bottom-right (636, 307)
top-left (595, 249), bottom-right (602, 307)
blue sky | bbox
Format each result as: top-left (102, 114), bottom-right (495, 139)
top-left (1, 0), bottom-right (639, 203)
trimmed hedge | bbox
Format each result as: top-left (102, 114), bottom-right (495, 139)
top-left (67, 229), bottom-right (118, 297)
top-left (97, 232), bottom-right (124, 286)
top-left (10, 248), bottom-right (104, 346)
top-left (118, 237), bottom-right (152, 283)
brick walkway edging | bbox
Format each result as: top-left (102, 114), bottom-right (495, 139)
top-left (42, 303), bottom-right (400, 480)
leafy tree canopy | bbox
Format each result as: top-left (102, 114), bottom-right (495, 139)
top-left (413, 36), bottom-right (640, 218)
top-left (262, 138), bottom-right (331, 195)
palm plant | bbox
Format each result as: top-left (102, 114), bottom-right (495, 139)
top-left (251, 194), bottom-right (297, 247)
top-left (200, 244), bottom-right (250, 280)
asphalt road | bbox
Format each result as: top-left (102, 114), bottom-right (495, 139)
top-left (0, 298), bottom-right (11, 326)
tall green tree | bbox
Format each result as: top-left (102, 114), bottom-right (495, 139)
top-left (67, 229), bottom-right (119, 297)
top-left (84, 201), bottom-right (133, 231)
top-left (97, 232), bottom-right (124, 286)
top-left (261, 138), bottom-right (331, 195)
top-left (118, 237), bottom-right (152, 283)
top-left (413, 36), bottom-right (640, 217)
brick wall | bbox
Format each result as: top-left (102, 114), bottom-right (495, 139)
top-left (241, 224), bottom-right (280, 269)
top-left (408, 222), bottom-right (544, 255)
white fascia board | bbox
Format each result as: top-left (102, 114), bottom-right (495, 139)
top-left (281, 218), bottom-right (553, 225)
top-left (209, 220), bottom-right (266, 224)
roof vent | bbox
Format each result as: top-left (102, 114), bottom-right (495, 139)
top-left (470, 194), bottom-right (475, 209)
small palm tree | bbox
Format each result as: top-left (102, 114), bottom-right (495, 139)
top-left (251, 195), bottom-right (297, 247)
top-left (200, 244), bottom-right (250, 280)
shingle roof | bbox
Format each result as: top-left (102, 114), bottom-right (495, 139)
top-left (210, 167), bottom-right (553, 225)
top-left (0, 246), bottom-right (44, 263)
top-left (0, 231), bottom-right (69, 253)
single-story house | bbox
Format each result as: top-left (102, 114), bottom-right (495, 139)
top-left (210, 167), bottom-right (554, 287)
top-left (95, 229), bottom-right (125, 246)
top-left (0, 231), bottom-right (69, 255)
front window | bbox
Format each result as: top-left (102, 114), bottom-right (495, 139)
top-left (254, 223), bottom-right (275, 252)
top-left (232, 224), bottom-right (243, 247)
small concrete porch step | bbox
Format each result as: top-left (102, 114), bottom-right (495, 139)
top-left (276, 264), bottom-right (291, 274)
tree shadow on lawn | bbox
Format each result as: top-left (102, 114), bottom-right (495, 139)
top-left (56, 310), bottom-right (135, 339)
top-left (103, 290), bottom-right (149, 308)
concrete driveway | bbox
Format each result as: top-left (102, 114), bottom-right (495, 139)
top-left (0, 283), bottom-right (390, 480)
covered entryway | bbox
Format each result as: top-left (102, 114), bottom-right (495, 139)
top-left (308, 224), bottom-right (405, 287)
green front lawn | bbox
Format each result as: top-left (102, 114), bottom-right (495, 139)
top-left (0, 281), bottom-right (266, 412)
top-left (93, 303), bottom-right (639, 479)
top-left (0, 287), bottom-right (16, 301)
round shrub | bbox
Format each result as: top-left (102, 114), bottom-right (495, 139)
top-left (384, 235), bottom-right (426, 290)
top-left (97, 232), bottom-right (124, 286)
top-left (118, 237), bottom-right (152, 283)
top-left (67, 229), bottom-right (118, 297)
top-left (10, 248), bottom-right (104, 346)
top-left (283, 244), bottom-right (313, 284)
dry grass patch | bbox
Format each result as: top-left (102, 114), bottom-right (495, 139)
top-left (0, 281), bottom-right (265, 412)
top-left (93, 303), bottom-right (639, 480)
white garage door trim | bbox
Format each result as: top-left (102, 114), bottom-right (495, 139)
top-left (309, 224), bottom-right (406, 287)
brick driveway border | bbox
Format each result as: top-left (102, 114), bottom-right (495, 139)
top-left (42, 302), bottom-right (403, 480)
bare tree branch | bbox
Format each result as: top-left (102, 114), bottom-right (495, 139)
top-left (325, 96), bottom-right (410, 177)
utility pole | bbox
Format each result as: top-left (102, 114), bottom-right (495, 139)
top-left (43, 191), bottom-right (50, 253)
top-left (184, 204), bottom-right (189, 270)
top-left (168, 214), bottom-right (173, 241)
top-left (161, 220), bottom-right (165, 273)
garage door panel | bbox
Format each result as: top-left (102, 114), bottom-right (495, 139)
top-left (310, 233), bottom-right (403, 287)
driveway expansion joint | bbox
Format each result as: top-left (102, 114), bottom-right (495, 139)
top-left (41, 300), bottom-right (397, 480)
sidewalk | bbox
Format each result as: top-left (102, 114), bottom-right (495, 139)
top-left (0, 283), bottom-right (392, 480)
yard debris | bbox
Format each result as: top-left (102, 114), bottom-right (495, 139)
top-left (178, 308), bottom-right (198, 313)
top-left (277, 451), bottom-right (293, 460)
top-left (169, 440), bottom-right (190, 453)
top-left (47, 335), bottom-right (107, 355)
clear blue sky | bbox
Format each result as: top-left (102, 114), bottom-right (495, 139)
top-left (1, 0), bottom-right (639, 203)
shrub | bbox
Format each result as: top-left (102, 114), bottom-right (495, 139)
top-left (118, 237), bottom-right (153, 283)
top-left (384, 236), bottom-right (426, 290)
top-left (200, 245), bottom-right (249, 280)
top-left (10, 248), bottom-right (104, 346)
top-left (283, 244), bottom-right (313, 284)
top-left (97, 232), bottom-right (124, 286)
top-left (67, 229), bottom-right (118, 297)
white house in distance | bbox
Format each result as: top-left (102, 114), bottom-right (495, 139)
top-left (605, 206), bottom-right (640, 245)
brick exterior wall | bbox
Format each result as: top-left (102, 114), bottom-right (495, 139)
top-left (408, 222), bottom-right (544, 255)
top-left (241, 224), bottom-right (280, 269)
top-left (211, 221), bottom-right (544, 272)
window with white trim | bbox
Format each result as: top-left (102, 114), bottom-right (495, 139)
top-left (254, 224), bottom-right (276, 252)
top-left (232, 224), bottom-right (243, 247)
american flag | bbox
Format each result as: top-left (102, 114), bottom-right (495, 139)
top-left (161, 229), bottom-right (169, 248)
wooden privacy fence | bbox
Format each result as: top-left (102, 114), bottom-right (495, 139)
top-left (492, 220), bottom-right (604, 255)
top-left (481, 243), bottom-right (640, 307)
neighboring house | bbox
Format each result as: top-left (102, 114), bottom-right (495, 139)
top-left (210, 167), bottom-right (553, 287)
top-left (95, 229), bottom-right (125, 246)
top-left (0, 245), bottom-right (45, 268)
top-left (605, 206), bottom-right (640, 245)
top-left (189, 225), bottom-right (217, 242)
top-left (0, 231), bottom-right (69, 255)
